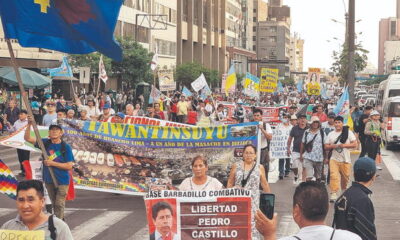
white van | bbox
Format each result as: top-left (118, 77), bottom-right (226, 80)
top-left (377, 74), bottom-right (400, 112)
top-left (382, 97), bottom-right (400, 149)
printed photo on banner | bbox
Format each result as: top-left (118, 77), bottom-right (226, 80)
top-left (145, 190), bottom-right (252, 240)
top-left (307, 68), bottom-right (321, 95)
top-left (259, 68), bottom-right (278, 93)
top-left (158, 70), bottom-right (176, 92)
top-left (59, 120), bottom-right (259, 195)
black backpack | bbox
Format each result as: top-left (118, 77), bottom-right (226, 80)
top-left (48, 214), bottom-right (57, 240)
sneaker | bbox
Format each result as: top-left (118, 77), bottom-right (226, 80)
top-left (330, 193), bottom-right (338, 202)
top-left (376, 165), bottom-right (382, 170)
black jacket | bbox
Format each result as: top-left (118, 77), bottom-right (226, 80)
top-left (333, 182), bottom-right (376, 240)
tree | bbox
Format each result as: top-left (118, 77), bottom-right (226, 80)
top-left (330, 42), bottom-right (369, 83)
top-left (69, 37), bottom-right (153, 89)
top-left (175, 62), bottom-right (220, 89)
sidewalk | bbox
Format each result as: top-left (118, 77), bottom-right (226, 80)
top-left (270, 151), bottom-right (400, 239)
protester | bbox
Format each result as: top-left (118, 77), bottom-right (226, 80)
top-left (289, 114), bottom-right (297, 126)
top-left (325, 116), bottom-right (358, 201)
top-left (132, 103), bottom-right (145, 116)
top-left (114, 112), bottom-right (125, 124)
top-left (234, 101), bottom-right (245, 123)
top-left (150, 201), bottom-right (179, 240)
top-left (24, 117), bottom-right (74, 220)
top-left (154, 103), bottom-right (165, 120)
top-left (278, 114), bottom-right (292, 180)
top-left (357, 106), bottom-right (373, 158)
top-left (4, 99), bottom-right (20, 127)
top-left (78, 107), bottom-right (90, 121)
top-left (287, 114), bottom-right (308, 184)
top-left (66, 109), bottom-right (75, 120)
top-left (215, 104), bottom-right (228, 122)
top-left (56, 109), bottom-right (66, 120)
top-left (98, 103), bottom-right (113, 122)
top-left (364, 111), bottom-right (383, 170)
top-left (177, 95), bottom-right (188, 123)
top-left (255, 181), bottom-right (361, 240)
top-left (42, 100), bottom-right (57, 126)
top-left (227, 144), bottom-right (270, 239)
top-left (186, 105), bottom-right (198, 125)
top-left (1, 180), bottom-right (73, 239)
top-left (312, 105), bottom-right (328, 122)
top-left (333, 157), bottom-right (377, 240)
top-left (179, 155), bottom-right (223, 191)
top-left (169, 96), bottom-right (178, 122)
top-left (300, 116), bottom-right (326, 182)
top-left (322, 112), bottom-right (336, 136)
top-left (8, 110), bottom-right (29, 176)
top-left (253, 108), bottom-right (273, 180)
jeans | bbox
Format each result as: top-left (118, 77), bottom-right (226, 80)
top-left (359, 134), bottom-right (367, 158)
top-left (260, 148), bottom-right (270, 181)
top-left (45, 184), bottom-right (69, 220)
top-left (279, 158), bottom-right (291, 177)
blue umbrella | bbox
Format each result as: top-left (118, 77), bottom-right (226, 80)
top-left (0, 67), bottom-right (52, 89)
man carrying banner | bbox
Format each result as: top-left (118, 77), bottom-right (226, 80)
top-left (24, 118), bottom-right (74, 220)
top-left (1, 180), bottom-right (73, 239)
top-left (253, 108), bottom-right (273, 180)
top-left (150, 201), bottom-right (179, 240)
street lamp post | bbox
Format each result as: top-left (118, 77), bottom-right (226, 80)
top-left (348, 0), bottom-right (356, 105)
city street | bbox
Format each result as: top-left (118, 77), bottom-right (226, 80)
top-left (1, 144), bottom-right (400, 239)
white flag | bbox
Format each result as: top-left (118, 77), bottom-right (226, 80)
top-left (150, 52), bottom-right (158, 71)
top-left (99, 55), bottom-right (108, 83)
top-left (191, 73), bottom-right (207, 92)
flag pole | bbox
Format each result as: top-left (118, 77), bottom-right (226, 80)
top-left (6, 40), bottom-right (59, 187)
top-left (153, 69), bottom-right (157, 108)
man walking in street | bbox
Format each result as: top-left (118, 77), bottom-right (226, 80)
top-left (287, 114), bottom-right (308, 184)
top-left (1, 180), bottom-right (73, 239)
top-left (325, 116), bottom-right (357, 202)
top-left (177, 95), bottom-right (188, 123)
top-left (356, 106), bottom-right (373, 157)
top-left (253, 108), bottom-right (273, 180)
top-left (300, 116), bottom-right (326, 182)
top-left (24, 117), bottom-right (74, 220)
top-left (333, 157), bottom-right (377, 240)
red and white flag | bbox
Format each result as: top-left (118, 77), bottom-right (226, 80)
top-left (99, 55), bottom-right (108, 83)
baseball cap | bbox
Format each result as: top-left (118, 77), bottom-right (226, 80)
top-left (297, 114), bottom-right (307, 119)
top-left (370, 110), bottom-right (380, 116)
top-left (290, 115), bottom-right (298, 120)
top-left (103, 103), bottom-right (111, 109)
top-left (115, 112), bottom-right (125, 119)
top-left (310, 116), bottom-right (320, 122)
top-left (354, 157), bottom-right (376, 179)
top-left (328, 112), bottom-right (336, 118)
top-left (49, 123), bottom-right (62, 130)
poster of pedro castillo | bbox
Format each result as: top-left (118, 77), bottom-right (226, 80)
top-left (57, 119), bottom-right (259, 195)
top-left (145, 189), bottom-right (252, 240)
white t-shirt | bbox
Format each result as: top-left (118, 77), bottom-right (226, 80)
top-left (279, 225), bottom-right (361, 240)
top-left (326, 130), bottom-right (356, 163)
top-left (179, 176), bottom-right (223, 191)
top-left (87, 106), bottom-right (100, 119)
top-left (260, 122), bottom-right (273, 149)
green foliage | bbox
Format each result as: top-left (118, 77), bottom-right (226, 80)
top-left (175, 62), bottom-right (220, 89)
top-left (69, 37), bottom-right (153, 89)
top-left (330, 42), bottom-right (369, 83)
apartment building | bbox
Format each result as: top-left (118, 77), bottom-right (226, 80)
top-left (289, 33), bottom-right (304, 73)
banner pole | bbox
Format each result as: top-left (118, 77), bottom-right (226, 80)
top-left (153, 69), bottom-right (157, 108)
top-left (6, 39), bottom-right (59, 187)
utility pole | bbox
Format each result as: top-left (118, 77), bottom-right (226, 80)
top-left (348, 0), bottom-right (356, 105)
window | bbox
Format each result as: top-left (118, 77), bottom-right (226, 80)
top-left (269, 26), bottom-right (277, 33)
top-left (154, 39), bottom-right (176, 56)
top-left (388, 89), bottom-right (400, 98)
top-left (269, 36), bottom-right (276, 42)
top-left (389, 102), bottom-right (400, 117)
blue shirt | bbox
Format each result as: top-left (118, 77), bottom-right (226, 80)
top-left (38, 139), bottom-right (74, 185)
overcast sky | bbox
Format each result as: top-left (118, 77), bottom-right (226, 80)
top-left (281, 0), bottom-right (396, 71)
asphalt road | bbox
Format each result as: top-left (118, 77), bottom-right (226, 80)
top-left (1, 144), bottom-right (400, 239)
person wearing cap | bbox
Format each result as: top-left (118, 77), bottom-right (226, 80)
top-left (114, 112), bottom-right (125, 124)
top-left (24, 116), bottom-right (74, 220)
top-left (288, 114), bottom-right (308, 184)
top-left (364, 110), bottom-right (383, 170)
top-left (289, 114), bottom-right (298, 126)
top-left (325, 116), bottom-right (358, 201)
top-left (8, 110), bottom-right (29, 176)
top-left (98, 103), bottom-right (114, 122)
top-left (288, 105), bottom-right (298, 117)
top-left (333, 157), bottom-right (377, 240)
top-left (322, 112), bottom-right (336, 136)
top-left (300, 116), bottom-right (326, 182)
top-left (42, 100), bottom-right (57, 126)
top-left (277, 114), bottom-right (292, 179)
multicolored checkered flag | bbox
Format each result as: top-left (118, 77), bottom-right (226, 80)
top-left (0, 159), bottom-right (18, 200)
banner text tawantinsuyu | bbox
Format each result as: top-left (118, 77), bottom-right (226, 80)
top-left (84, 121), bottom-right (229, 140)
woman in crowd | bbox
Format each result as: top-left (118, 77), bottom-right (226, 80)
top-left (179, 155), bottom-right (223, 191)
top-left (227, 144), bottom-right (271, 239)
top-left (132, 103), bottom-right (145, 116)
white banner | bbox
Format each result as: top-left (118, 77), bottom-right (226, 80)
top-left (191, 73), bottom-right (207, 92)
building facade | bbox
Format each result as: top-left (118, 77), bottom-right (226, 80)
top-left (289, 33), bottom-right (304, 73)
top-left (378, 17), bottom-right (400, 74)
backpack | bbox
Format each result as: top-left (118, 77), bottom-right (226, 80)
top-left (48, 214), bottom-right (57, 240)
